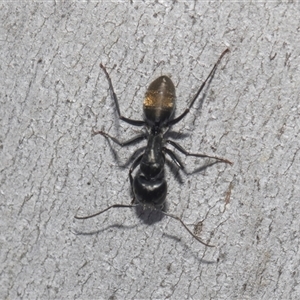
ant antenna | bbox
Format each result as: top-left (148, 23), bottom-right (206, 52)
top-left (75, 204), bottom-right (137, 219)
top-left (160, 211), bottom-right (215, 247)
top-left (75, 205), bottom-right (215, 247)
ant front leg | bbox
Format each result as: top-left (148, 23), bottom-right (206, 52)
top-left (166, 140), bottom-right (233, 165)
top-left (92, 129), bottom-right (146, 147)
top-left (100, 63), bottom-right (145, 127)
top-left (128, 154), bottom-right (143, 204)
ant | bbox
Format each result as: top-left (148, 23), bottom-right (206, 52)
top-left (75, 49), bottom-right (232, 247)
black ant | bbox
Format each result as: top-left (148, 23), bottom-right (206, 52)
top-left (75, 49), bottom-right (232, 247)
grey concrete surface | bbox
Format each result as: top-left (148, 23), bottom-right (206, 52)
top-left (1, 2), bottom-right (300, 299)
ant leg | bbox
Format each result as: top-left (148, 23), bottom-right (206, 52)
top-left (129, 153), bottom-right (143, 189)
top-left (163, 147), bottom-right (185, 169)
top-left (93, 129), bottom-right (146, 147)
top-left (168, 49), bottom-right (229, 126)
top-left (100, 64), bottom-right (145, 127)
top-left (166, 140), bottom-right (233, 165)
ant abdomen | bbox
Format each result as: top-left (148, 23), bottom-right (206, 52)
top-left (143, 76), bottom-right (176, 126)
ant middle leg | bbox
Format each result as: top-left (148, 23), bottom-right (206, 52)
top-left (92, 129), bottom-right (146, 147)
top-left (166, 140), bottom-right (233, 165)
top-left (100, 63), bottom-right (145, 127)
top-left (163, 147), bottom-right (185, 169)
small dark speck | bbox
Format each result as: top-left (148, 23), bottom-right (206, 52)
top-left (37, 58), bottom-right (42, 64)
top-left (270, 53), bottom-right (277, 61)
top-left (167, 263), bottom-right (171, 272)
top-left (87, 182), bottom-right (91, 186)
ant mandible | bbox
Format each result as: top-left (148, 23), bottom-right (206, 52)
top-left (75, 49), bottom-right (232, 247)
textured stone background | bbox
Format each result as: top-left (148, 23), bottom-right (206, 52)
top-left (1, 2), bottom-right (299, 299)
